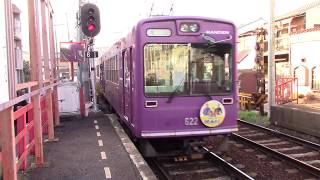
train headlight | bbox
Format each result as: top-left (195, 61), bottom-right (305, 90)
top-left (180, 23), bottom-right (199, 33)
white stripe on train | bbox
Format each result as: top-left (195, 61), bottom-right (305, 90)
top-left (141, 128), bottom-right (238, 137)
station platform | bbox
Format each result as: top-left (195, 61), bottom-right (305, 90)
top-left (271, 103), bottom-right (320, 138)
top-left (22, 112), bottom-right (156, 180)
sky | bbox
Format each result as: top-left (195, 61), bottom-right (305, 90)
top-left (8, 0), bottom-right (319, 52)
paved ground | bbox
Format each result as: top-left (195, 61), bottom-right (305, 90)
top-left (22, 113), bottom-right (143, 180)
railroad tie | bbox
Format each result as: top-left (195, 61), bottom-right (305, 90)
top-left (305, 160), bottom-right (320, 165)
top-left (255, 138), bottom-right (281, 144)
top-left (236, 130), bottom-right (257, 135)
top-left (163, 160), bottom-right (209, 168)
top-left (273, 146), bottom-right (304, 152)
top-left (262, 141), bottom-right (289, 146)
top-left (169, 167), bottom-right (219, 175)
top-left (242, 132), bottom-right (265, 137)
top-left (285, 169), bottom-right (299, 174)
top-left (289, 151), bottom-right (319, 158)
top-left (204, 176), bottom-right (232, 180)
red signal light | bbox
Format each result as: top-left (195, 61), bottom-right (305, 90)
top-left (81, 3), bottom-right (100, 37)
top-left (88, 24), bottom-right (95, 31)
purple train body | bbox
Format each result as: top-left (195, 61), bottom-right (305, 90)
top-left (99, 16), bottom-right (238, 156)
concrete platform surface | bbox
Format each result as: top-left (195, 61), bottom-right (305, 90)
top-left (271, 105), bottom-right (320, 138)
top-left (22, 113), bottom-right (155, 180)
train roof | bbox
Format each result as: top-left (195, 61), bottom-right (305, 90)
top-left (100, 16), bottom-right (236, 59)
top-left (136, 16), bottom-right (236, 28)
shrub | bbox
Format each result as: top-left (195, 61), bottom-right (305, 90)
top-left (238, 110), bottom-right (270, 126)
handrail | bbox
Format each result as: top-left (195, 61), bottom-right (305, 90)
top-left (13, 102), bottom-right (36, 171)
top-left (16, 81), bottom-right (39, 91)
top-left (0, 82), bottom-right (59, 112)
top-left (16, 78), bottom-right (60, 91)
top-left (1, 0), bottom-right (59, 179)
top-left (275, 77), bottom-right (298, 104)
top-left (1, 87), bottom-right (52, 174)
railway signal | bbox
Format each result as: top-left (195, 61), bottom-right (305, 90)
top-left (80, 3), bottom-right (100, 37)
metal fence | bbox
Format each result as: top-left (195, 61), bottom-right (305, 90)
top-left (275, 77), bottom-right (298, 104)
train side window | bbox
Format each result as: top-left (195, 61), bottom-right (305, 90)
top-left (116, 55), bottom-right (119, 83)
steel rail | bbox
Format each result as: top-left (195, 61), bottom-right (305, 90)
top-left (238, 119), bottom-right (320, 151)
top-left (151, 158), bottom-right (172, 180)
top-left (151, 150), bottom-right (254, 180)
top-left (232, 133), bottom-right (320, 177)
top-left (201, 146), bottom-right (254, 180)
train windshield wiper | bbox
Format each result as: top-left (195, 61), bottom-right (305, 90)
top-left (166, 78), bottom-right (185, 103)
top-left (204, 87), bottom-right (213, 101)
top-left (202, 33), bottom-right (232, 45)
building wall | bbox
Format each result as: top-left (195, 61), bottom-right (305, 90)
top-left (237, 5), bottom-right (320, 96)
top-left (291, 31), bottom-right (320, 94)
top-left (306, 6), bottom-right (320, 29)
top-left (0, 3), bottom-right (10, 104)
top-left (238, 35), bottom-right (256, 70)
top-left (291, 16), bottom-right (305, 33)
top-left (13, 4), bottom-right (24, 83)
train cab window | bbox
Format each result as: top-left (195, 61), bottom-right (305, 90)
top-left (190, 43), bottom-right (233, 95)
top-left (144, 44), bottom-right (189, 96)
top-left (144, 43), bottom-right (233, 97)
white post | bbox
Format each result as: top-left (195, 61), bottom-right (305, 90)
top-left (268, 0), bottom-right (276, 116)
top-left (89, 45), bottom-right (98, 112)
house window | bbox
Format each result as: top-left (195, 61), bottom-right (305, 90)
top-left (294, 65), bottom-right (309, 86)
top-left (314, 24), bottom-right (320, 28)
top-left (312, 66), bottom-right (320, 90)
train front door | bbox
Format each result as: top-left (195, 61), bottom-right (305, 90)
top-left (123, 48), bottom-right (132, 124)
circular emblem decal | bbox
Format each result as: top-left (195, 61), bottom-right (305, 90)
top-left (200, 100), bottom-right (225, 127)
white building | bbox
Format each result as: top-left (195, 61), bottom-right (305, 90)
top-left (237, 1), bottom-right (320, 95)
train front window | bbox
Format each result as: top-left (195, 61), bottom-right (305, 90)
top-left (144, 44), bottom-right (189, 96)
top-left (144, 43), bottom-right (233, 96)
top-left (190, 43), bottom-right (232, 95)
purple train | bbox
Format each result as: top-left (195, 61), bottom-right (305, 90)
top-left (99, 16), bottom-right (238, 156)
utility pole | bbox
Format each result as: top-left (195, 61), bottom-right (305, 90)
top-left (268, 0), bottom-right (276, 116)
top-left (255, 28), bottom-right (267, 115)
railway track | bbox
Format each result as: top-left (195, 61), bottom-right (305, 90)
top-left (149, 148), bottom-right (253, 180)
top-left (234, 119), bottom-right (320, 177)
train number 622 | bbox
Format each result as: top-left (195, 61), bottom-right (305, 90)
top-left (184, 117), bottom-right (199, 126)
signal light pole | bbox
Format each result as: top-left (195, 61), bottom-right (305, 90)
top-left (80, 3), bottom-right (101, 113)
top-left (87, 40), bottom-right (98, 112)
